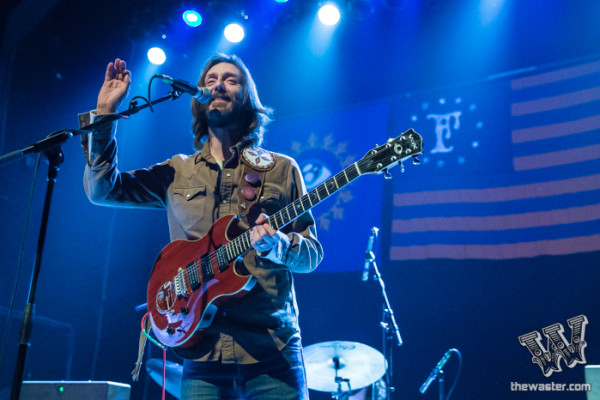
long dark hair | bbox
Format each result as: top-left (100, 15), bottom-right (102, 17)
top-left (191, 54), bottom-right (273, 150)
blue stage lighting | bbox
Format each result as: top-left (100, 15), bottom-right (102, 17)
top-left (224, 23), bottom-right (245, 43)
top-left (147, 47), bottom-right (166, 65)
top-left (318, 3), bottom-right (341, 26)
top-left (275, 0), bottom-right (289, 2)
top-left (182, 10), bottom-right (202, 27)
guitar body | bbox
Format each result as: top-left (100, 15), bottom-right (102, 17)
top-left (147, 214), bottom-right (256, 348)
top-left (145, 129), bottom-right (423, 349)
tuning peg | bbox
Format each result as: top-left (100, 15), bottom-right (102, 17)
top-left (384, 169), bottom-right (393, 180)
top-left (412, 156), bottom-right (421, 165)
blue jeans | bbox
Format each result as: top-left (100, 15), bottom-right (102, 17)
top-left (180, 366), bottom-right (308, 400)
top-left (181, 343), bottom-right (308, 400)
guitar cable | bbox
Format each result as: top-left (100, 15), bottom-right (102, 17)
top-left (141, 312), bottom-right (168, 400)
top-left (141, 312), bottom-right (167, 350)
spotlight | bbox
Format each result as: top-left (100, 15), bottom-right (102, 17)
top-left (318, 3), bottom-right (341, 26)
top-left (224, 23), bottom-right (245, 43)
top-left (147, 47), bottom-right (166, 65)
top-left (182, 10), bottom-right (202, 27)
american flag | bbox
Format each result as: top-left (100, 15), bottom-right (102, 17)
top-left (387, 59), bottom-right (600, 260)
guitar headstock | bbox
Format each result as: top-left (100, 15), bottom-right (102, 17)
top-left (359, 129), bottom-right (423, 175)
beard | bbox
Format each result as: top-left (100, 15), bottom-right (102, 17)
top-left (206, 101), bottom-right (245, 129)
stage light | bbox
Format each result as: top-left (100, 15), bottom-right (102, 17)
top-left (224, 23), bottom-right (245, 43)
top-left (182, 10), bottom-right (202, 27)
top-left (274, 0), bottom-right (289, 2)
top-left (147, 47), bottom-right (166, 65)
top-left (318, 3), bottom-right (341, 26)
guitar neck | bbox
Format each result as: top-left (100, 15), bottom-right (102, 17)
top-left (220, 128), bottom-right (422, 263)
top-left (225, 161), bottom-right (362, 259)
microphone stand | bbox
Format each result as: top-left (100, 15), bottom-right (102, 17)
top-left (368, 255), bottom-right (403, 399)
top-left (438, 369), bottom-right (445, 400)
top-left (2, 90), bottom-right (183, 400)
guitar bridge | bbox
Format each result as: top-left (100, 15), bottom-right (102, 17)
top-left (174, 267), bottom-right (190, 297)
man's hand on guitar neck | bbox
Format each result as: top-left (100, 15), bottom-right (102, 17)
top-left (250, 213), bottom-right (290, 262)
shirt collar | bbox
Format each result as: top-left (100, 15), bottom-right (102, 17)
top-left (194, 140), bottom-right (250, 166)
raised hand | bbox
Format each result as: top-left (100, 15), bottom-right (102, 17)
top-left (97, 58), bottom-right (131, 115)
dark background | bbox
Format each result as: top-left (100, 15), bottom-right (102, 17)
top-left (1, 1), bottom-right (599, 399)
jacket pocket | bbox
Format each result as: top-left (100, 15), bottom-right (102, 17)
top-left (171, 185), bottom-right (207, 231)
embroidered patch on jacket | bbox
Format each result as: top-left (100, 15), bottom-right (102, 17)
top-left (241, 147), bottom-right (275, 171)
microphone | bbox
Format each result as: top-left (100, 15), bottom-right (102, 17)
top-left (361, 227), bottom-right (379, 281)
top-left (155, 74), bottom-right (211, 103)
top-left (419, 349), bottom-right (453, 394)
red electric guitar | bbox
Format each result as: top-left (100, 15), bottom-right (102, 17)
top-left (147, 129), bottom-right (423, 348)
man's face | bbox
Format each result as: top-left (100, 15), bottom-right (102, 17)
top-left (204, 62), bottom-right (244, 127)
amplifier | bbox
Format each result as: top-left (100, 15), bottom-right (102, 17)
top-left (586, 365), bottom-right (600, 400)
top-left (21, 381), bottom-right (130, 400)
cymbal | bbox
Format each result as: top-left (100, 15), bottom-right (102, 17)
top-left (304, 341), bottom-right (386, 393)
top-left (146, 358), bottom-right (183, 399)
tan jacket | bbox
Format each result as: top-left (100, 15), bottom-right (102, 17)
top-left (79, 113), bottom-right (323, 363)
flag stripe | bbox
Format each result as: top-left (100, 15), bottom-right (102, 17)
top-left (513, 144), bottom-right (600, 171)
top-left (511, 61), bottom-right (600, 90)
top-left (392, 203), bottom-right (600, 233)
top-left (389, 58), bottom-right (600, 260)
top-left (511, 86), bottom-right (600, 116)
top-left (394, 174), bottom-right (600, 206)
top-left (512, 115), bottom-right (600, 143)
top-left (389, 234), bottom-right (600, 260)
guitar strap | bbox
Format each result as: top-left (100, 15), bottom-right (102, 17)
top-left (237, 147), bottom-right (276, 223)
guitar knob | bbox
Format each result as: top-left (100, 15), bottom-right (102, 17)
top-left (384, 169), bottom-right (393, 180)
top-left (412, 156), bottom-right (421, 165)
top-left (180, 307), bottom-right (189, 315)
top-left (167, 326), bottom-right (175, 335)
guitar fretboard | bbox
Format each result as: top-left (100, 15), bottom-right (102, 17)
top-left (195, 128), bottom-right (422, 282)
top-left (223, 161), bottom-right (362, 263)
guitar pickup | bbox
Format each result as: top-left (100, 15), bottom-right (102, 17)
top-left (186, 261), bottom-right (201, 291)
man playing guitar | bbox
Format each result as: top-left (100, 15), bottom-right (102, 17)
top-left (79, 54), bottom-right (323, 400)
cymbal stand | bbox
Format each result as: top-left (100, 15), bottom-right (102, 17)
top-left (370, 257), bottom-right (403, 398)
top-left (331, 356), bottom-right (351, 400)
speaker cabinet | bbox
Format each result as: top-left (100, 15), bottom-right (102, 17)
top-left (20, 381), bottom-right (130, 400)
